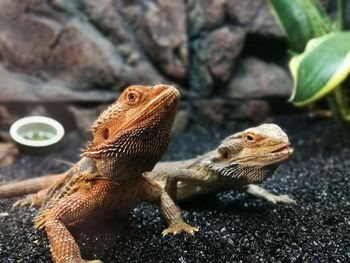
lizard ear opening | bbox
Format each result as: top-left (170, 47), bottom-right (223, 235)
top-left (218, 146), bottom-right (229, 159)
top-left (222, 150), bottom-right (229, 159)
top-left (102, 128), bottom-right (110, 140)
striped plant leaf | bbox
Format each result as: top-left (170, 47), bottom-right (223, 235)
top-left (289, 32), bottom-right (350, 106)
top-left (269, 0), bottom-right (313, 52)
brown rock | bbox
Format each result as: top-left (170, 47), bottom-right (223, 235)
top-left (227, 57), bottom-right (292, 99)
top-left (0, 0), bottom-right (164, 102)
top-left (195, 98), bottom-right (271, 124)
top-left (76, 0), bottom-right (165, 85)
top-left (227, 0), bottom-right (282, 37)
top-left (201, 0), bottom-right (226, 30)
top-left (239, 100), bottom-right (271, 123)
top-left (0, 143), bottom-right (18, 167)
top-left (0, 1), bottom-right (63, 72)
top-left (186, 0), bottom-right (226, 35)
top-left (67, 106), bottom-right (99, 137)
top-left (120, 0), bottom-right (188, 79)
top-left (0, 105), bottom-right (12, 126)
top-left (197, 99), bottom-right (225, 125)
top-left (0, 0), bottom-right (288, 103)
top-left (207, 26), bottom-right (246, 82)
top-left (0, 64), bottom-right (118, 102)
top-left (0, 131), bottom-right (11, 142)
top-left (190, 26), bottom-right (245, 97)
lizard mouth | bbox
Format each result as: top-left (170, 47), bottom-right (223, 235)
top-left (233, 143), bottom-right (293, 166)
top-left (141, 86), bottom-right (179, 115)
top-left (271, 145), bottom-right (293, 154)
top-left (261, 144), bottom-right (293, 164)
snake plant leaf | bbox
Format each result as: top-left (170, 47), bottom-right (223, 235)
top-left (269, 0), bottom-right (313, 52)
top-left (289, 32), bottom-right (350, 106)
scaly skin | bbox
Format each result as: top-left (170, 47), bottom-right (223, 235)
top-left (147, 124), bottom-right (296, 205)
top-left (0, 84), bottom-right (196, 263)
top-left (0, 124), bottom-right (295, 245)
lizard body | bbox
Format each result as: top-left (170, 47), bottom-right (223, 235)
top-left (0, 124), bottom-right (294, 204)
top-left (147, 124), bottom-right (295, 204)
top-left (1, 124), bottom-right (295, 211)
top-left (0, 123), bottom-right (295, 261)
top-left (0, 84), bottom-right (197, 263)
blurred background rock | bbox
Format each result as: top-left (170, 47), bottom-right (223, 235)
top-left (0, 0), bottom-right (347, 134)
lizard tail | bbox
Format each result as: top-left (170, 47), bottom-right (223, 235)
top-left (0, 173), bottom-right (65, 198)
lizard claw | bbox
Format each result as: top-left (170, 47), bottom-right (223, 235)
top-left (11, 199), bottom-right (27, 211)
top-left (267, 194), bottom-right (297, 204)
top-left (162, 221), bottom-right (199, 236)
top-left (11, 194), bottom-right (39, 211)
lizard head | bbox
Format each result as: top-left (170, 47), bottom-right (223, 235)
top-left (206, 124), bottom-right (293, 183)
top-left (83, 84), bottom-right (180, 173)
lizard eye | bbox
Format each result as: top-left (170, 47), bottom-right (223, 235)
top-left (125, 90), bottom-right (142, 105)
top-left (102, 128), bottom-right (109, 140)
top-left (128, 93), bottom-right (136, 102)
top-left (245, 133), bottom-right (255, 142)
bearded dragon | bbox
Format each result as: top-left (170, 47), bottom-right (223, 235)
top-left (0, 84), bottom-right (198, 263)
top-left (146, 124), bottom-right (295, 210)
top-left (1, 124), bottom-right (295, 224)
top-left (1, 124), bottom-right (295, 203)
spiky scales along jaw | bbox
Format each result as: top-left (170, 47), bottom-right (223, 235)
top-left (83, 84), bottom-right (180, 175)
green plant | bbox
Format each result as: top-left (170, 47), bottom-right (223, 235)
top-left (269, 0), bottom-right (350, 121)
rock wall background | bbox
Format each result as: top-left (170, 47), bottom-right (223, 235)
top-left (0, 0), bottom-right (346, 129)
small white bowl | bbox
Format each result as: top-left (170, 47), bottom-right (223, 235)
top-left (9, 116), bottom-right (65, 154)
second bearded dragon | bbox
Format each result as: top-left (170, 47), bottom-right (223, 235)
top-left (149, 123), bottom-right (295, 219)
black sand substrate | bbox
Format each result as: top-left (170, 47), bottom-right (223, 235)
top-left (0, 115), bottom-right (349, 263)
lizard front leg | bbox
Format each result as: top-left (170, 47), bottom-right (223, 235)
top-left (35, 179), bottom-right (117, 263)
top-left (12, 171), bottom-right (84, 209)
top-left (242, 184), bottom-right (296, 204)
top-left (141, 175), bottom-right (198, 236)
top-left (159, 168), bottom-right (204, 201)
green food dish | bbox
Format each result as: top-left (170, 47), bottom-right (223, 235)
top-left (9, 116), bottom-right (65, 154)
